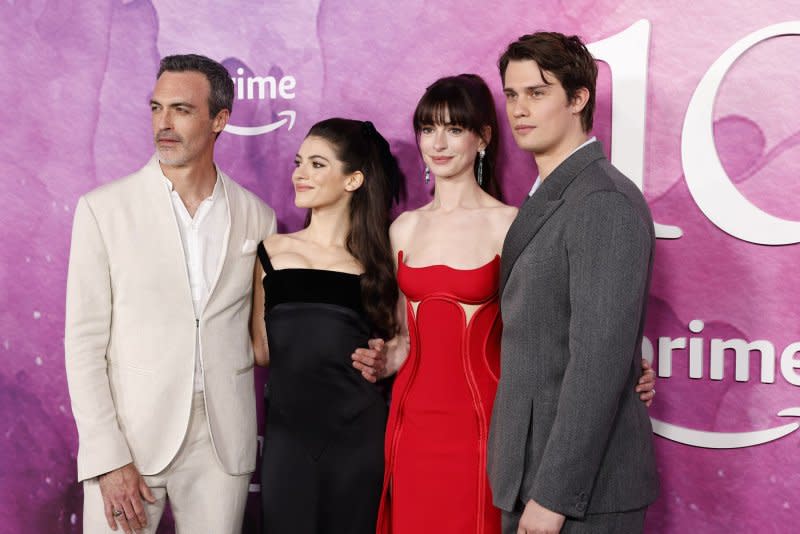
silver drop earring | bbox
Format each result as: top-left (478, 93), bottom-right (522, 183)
top-left (424, 166), bottom-right (430, 184)
top-left (477, 149), bottom-right (485, 186)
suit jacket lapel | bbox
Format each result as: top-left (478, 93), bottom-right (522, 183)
top-left (140, 156), bottom-right (197, 314)
top-left (500, 195), bottom-right (564, 291)
top-left (499, 142), bottom-right (606, 292)
top-left (202, 170), bottom-right (235, 316)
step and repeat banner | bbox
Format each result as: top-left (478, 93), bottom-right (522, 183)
top-left (1, 1), bottom-right (798, 532)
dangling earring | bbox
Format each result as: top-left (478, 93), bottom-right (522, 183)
top-left (477, 149), bottom-right (485, 186)
top-left (424, 166), bottom-right (430, 185)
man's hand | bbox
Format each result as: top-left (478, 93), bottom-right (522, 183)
top-left (636, 358), bottom-right (656, 407)
top-left (351, 338), bottom-right (388, 383)
top-left (98, 463), bottom-right (156, 533)
top-left (517, 499), bottom-right (566, 534)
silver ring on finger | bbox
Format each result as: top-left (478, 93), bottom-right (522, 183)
top-left (113, 509), bottom-right (124, 517)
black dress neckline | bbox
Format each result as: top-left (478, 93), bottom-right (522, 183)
top-left (257, 241), bottom-right (363, 277)
top-left (257, 242), bottom-right (366, 316)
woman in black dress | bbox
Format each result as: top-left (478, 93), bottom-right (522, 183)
top-left (251, 118), bottom-right (403, 533)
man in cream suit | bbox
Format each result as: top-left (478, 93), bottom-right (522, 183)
top-left (488, 33), bottom-right (658, 533)
top-left (65, 54), bottom-right (276, 534)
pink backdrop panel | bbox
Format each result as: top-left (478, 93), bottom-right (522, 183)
top-left (1, 1), bottom-right (797, 532)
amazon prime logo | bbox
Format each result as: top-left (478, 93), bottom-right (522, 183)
top-left (224, 67), bottom-right (297, 136)
top-left (644, 318), bottom-right (800, 449)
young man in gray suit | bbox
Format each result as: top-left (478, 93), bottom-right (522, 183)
top-left (487, 33), bottom-right (659, 534)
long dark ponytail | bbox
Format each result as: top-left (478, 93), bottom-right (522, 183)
top-left (306, 118), bottom-right (402, 339)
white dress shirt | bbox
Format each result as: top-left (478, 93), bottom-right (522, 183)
top-left (528, 136), bottom-right (597, 197)
top-left (165, 173), bottom-right (229, 392)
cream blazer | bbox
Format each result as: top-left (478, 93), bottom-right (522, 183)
top-left (65, 157), bottom-right (276, 482)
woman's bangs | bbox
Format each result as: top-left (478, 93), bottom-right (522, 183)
top-left (413, 84), bottom-right (477, 133)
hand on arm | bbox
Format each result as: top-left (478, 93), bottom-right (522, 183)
top-left (98, 463), bottom-right (156, 533)
top-left (636, 358), bottom-right (656, 407)
top-left (351, 273), bottom-right (411, 382)
top-left (351, 328), bottom-right (410, 382)
top-left (352, 338), bottom-right (388, 382)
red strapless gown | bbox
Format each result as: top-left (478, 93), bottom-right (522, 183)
top-left (377, 251), bottom-right (502, 534)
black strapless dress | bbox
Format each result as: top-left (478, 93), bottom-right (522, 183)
top-left (258, 243), bottom-right (387, 534)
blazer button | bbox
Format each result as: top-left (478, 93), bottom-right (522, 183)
top-left (576, 502), bottom-right (586, 512)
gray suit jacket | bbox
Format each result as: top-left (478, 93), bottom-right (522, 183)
top-left (487, 142), bottom-right (658, 518)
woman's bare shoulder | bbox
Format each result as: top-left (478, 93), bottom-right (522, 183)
top-left (390, 208), bottom-right (428, 252)
top-left (482, 203), bottom-right (518, 237)
top-left (482, 199), bottom-right (518, 219)
top-left (496, 203), bottom-right (519, 222)
top-left (390, 209), bottom-right (424, 236)
top-left (262, 230), bottom-right (304, 253)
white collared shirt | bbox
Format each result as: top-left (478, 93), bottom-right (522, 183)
top-left (164, 172), bottom-right (229, 392)
top-left (529, 136), bottom-right (597, 197)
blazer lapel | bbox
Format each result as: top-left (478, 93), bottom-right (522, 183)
top-left (202, 170), bottom-right (236, 316)
top-left (499, 142), bottom-right (606, 292)
top-left (500, 195), bottom-right (564, 291)
top-left (140, 156), bottom-right (197, 314)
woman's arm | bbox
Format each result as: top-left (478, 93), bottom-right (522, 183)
top-left (351, 213), bottom-right (413, 381)
top-left (250, 257), bottom-right (269, 366)
top-left (383, 290), bottom-right (410, 376)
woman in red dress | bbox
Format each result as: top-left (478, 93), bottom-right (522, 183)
top-left (374, 74), bottom-right (515, 534)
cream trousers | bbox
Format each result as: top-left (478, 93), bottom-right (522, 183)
top-left (83, 393), bottom-right (251, 534)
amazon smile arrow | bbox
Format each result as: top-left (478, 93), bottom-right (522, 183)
top-left (224, 110), bottom-right (296, 136)
top-left (651, 407), bottom-right (800, 449)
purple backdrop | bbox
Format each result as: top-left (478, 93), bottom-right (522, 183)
top-left (2, 1), bottom-right (798, 532)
